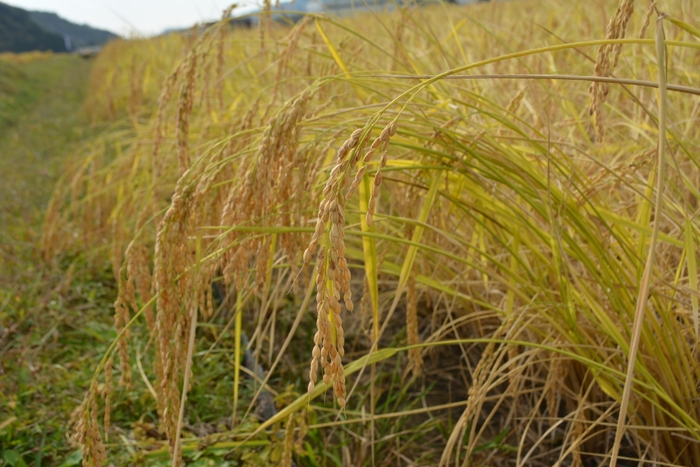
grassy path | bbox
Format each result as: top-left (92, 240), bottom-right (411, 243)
top-left (0, 55), bottom-right (117, 467)
top-left (0, 55), bottom-right (93, 239)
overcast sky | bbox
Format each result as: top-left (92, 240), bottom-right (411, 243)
top-left (4, 0), bottom-right (259, 36)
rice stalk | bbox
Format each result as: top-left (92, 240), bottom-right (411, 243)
top-left (609, 12), bottom-right (668, 467)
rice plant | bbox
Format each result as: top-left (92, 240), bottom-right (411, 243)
top-left (41, 0), bottom-right (700, 465)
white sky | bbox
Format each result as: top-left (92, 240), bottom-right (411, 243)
top-left (3, 0), bottom-right (259, 37)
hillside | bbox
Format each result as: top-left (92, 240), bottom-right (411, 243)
top-left (0, 2), bottom-right (65, 53)
top-left (29, 10), bottom-right (117, 49)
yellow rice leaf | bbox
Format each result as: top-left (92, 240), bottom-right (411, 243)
top-left (397, 170), bottom-right (442, 294)
top-left (685, 219), bottom-right (698, 338)
top-left (315, 19), bottom-right (350, 77)
top-left (358, 163), bottom-right (379, 340)
top-left (666, 16), bottom-right (700, 39)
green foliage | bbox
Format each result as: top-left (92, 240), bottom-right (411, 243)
top-left (0, 261), bottom-right (118, 467)
top-left (0, 2), bottom-right (65, 53)
top-left (2, 450), bottom-right (28, 467)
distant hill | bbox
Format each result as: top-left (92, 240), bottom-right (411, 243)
top-left (0, 2), bottom-right (119, 54)
top-left (0, 2), bottom-right (65, 53)
top-left (28, 11), bottom-right (118, 50)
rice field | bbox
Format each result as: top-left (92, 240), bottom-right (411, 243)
top-left (6, 0), bottom-right (700, 465)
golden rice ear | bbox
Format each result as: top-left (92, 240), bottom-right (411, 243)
top-left (175, 50), bottom-right (199, 172)
top-left (306, 125), bottom-right (370, 405)
top-left (589, 0), bottom-right (636, 142)
top-left (306, 120), bottom-right (401, 407)
top-left (102, 357), bottom-right (113, 443)
top-left (73, 382), bottom-right (107, 467)
top-left (113, 290), bottom-right (132, 389)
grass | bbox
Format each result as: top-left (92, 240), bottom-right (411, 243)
top-left (4, 0), bottom-right (700, 465)
top-left (0, 54), bottom-right (95, 236)
top-left (0, 54), bottom-right (120, 466)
